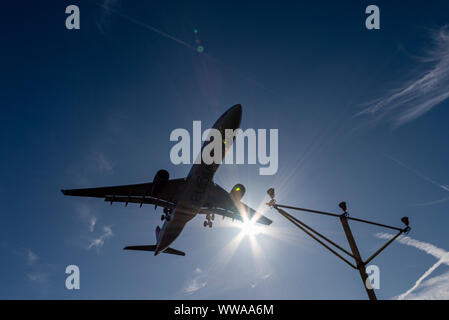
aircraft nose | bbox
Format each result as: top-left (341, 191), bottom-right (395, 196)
top-left (232, 104), bottom-right (242, 117)
top-left (230, 104), bottom-right (242, 128)
top-left (212, 104), bottom-right (243, 131)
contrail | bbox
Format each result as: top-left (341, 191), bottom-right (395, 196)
top-left (376, 233), bottom-right (448, 262)
top-left (95, 1), bottom-right (196, 50)
top-left (383, 154), bottom-right (449, 193)
top-left (376, 233), bottom-right (449, 299)
top-left (415, 196), bottom-right (449, 206)
top-left (383, 154), bottom-right (449, 206)
top-left (397, 258), bottom-right (447, 300)
top-left (92, 0), bottom-right (295, 102)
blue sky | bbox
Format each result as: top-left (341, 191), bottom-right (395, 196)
top-left (1, 0), bottom-right (449, 299)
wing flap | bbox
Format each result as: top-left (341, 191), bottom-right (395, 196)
top-left (104, 195), bottom-right (175, 208)
top-left (61, 182), bottom-right (153, 198)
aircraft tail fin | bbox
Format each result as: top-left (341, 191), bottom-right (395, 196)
top-left (123, 245), bottom-right (185, 256)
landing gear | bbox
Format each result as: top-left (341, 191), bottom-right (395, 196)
top-left (203, 220), bottom-right (213, 227)
top-left (162, 207), bottom-right (172, 221)
top-left (204, 214), bottom-right (214, 228)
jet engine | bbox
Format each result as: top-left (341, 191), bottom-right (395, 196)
top-left (230, 184), bottom-right (246, 201)
top-left (151, 169), bottom-right (169, 196)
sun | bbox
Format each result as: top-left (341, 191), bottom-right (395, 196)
top-left (239, 218), bottom-right (263, 236)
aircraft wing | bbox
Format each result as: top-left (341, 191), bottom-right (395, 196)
top-left (200, 183), bottom-right (272, 225)
top-left (61, 178), bottom-right (187, 208)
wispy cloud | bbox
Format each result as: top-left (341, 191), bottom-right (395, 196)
top-left (184, 267), bottom-right (208, 295)
top-left (89, 217), bottom-right (97, 232)
top-left (26, 249), bottom-right (39, 265)
top-left (184, 278), bottom-right (208, 295)
top-left (357, 26), bottom-right (449, 126)
top-left (93, 151), bottom-right (113, 174)
top-left (2, 244), bottom-right (50, 286)
top-left (376, 233), bottom-right (449, 299)
top-left (88, 225), bottom-right (113, 249)
top-left (76, 204), bottom-right (112, 250)
top-left (27, 272), bottom-right (49, 284)
top-left (77, 204), bottom-right (98, 232)
top-left (249, 273), bottom-right (272, 289)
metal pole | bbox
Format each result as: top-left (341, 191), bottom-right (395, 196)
top-left (274, 204), bottom-right (341, 218)
top-left (267, 193), bottom-right (409, 300)
top-left (276, 205), bottom-right (355, 259)
top-left (347, 216), bottom-right (403, 232)
top-left (275, 203), bottom-right (403, 232)
top-left (363, 230), bottom-right (403, 266)
top-left (277, 207), bottom-right (357, 269)
top-left (339, 214), bottom-right (377, 300)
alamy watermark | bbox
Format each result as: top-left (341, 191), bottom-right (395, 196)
top-left (169, 121), bottom-right (278, 175)
top-left (365, 265), bottom-right (380, 290)
top-left (65, 265), bottom-right (80, 290)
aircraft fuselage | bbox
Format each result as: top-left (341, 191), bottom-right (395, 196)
top-left (155, 104), bottom-right (242, 255)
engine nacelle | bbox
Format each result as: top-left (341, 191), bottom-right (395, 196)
top-left (151, 169), bottom-right (169, 197)
top-left (230, 184), bottom-right (246, 202)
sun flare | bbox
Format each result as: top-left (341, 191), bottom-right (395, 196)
top-left (239, 218), bottom-right (263, 236)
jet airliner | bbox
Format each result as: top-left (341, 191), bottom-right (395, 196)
top-left (62, 104), bottom-right (272, 256)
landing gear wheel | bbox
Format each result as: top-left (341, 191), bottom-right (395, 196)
top-left (208, 221), bottom-right (213, 228)
top-left (203, 221), bottom-right (208, 227)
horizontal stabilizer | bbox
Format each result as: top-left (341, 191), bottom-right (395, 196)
top-left (163, 247), bottom-right (186, 256)
top-left (124, 245), bottom-right (185, 256)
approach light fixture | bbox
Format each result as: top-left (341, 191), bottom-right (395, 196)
top-left (267, 197), bottom-right (412, 300)
top-left (266, 188), bottom-right (276, 207)
top-left (338, 201), bottom-right (347, 213)
top-left (267, 188), bottom-right (275, 200)
top-left (401, 216), bottom-right (409, 226)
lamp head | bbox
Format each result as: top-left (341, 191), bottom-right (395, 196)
top-left (401, 216), bottom-right (410, 226)
top-left (267, 188), bottom-right (275, 200)
top-left (339, 201), bottom-right (347, 213)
